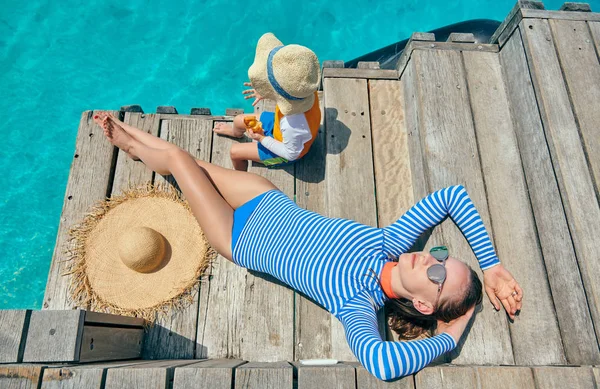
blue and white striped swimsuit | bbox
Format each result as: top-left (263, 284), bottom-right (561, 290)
top-left (232, 185), bottom-right (499, 380)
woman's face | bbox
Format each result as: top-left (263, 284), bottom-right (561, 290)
top-left (393, 251), bottom-right (471, 315)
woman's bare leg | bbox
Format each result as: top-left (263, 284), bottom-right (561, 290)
top-left (97, 113), bottom-right (277, 209)
top-left (97, 115), bottom-right (238, 259)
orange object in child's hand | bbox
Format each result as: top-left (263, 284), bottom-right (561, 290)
top-left (243, 116), bottom-right (264, 135)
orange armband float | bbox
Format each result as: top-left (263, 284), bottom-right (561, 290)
top-left (243, 116), bottom-right (264, 135)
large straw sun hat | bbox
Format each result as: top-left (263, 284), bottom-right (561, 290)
top-left (66, 184), bottom-right (215, 321)
top-left (248, 32), bottom-right (320, 116)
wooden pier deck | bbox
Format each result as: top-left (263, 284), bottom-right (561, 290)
top-left (2, 1), bottom-right (600, 388)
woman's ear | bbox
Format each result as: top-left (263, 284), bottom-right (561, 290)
top-left (412, 299), bottom-right (435, 315)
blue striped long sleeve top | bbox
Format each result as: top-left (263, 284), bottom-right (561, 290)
top-left (232, 185), bottom-right (500, 380)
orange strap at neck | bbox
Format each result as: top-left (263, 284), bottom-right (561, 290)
top-left (381, 261), bottom-right (400, 299)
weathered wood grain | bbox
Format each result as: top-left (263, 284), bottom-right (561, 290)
top-left (137, 117), bottom-right (213, 359)
top-left (415, 366), bottom-right (477, 388)
top-left (0, 310), bottom-right (30, 363)
top-left (41, 367), bottom-right (105, 389)
top-left (533, 367), bottom-right (596, 388)
top-left (23, 310), bottom-right (85, 363)
top-left (294, 92), bottom-right (335, 360)
top-left (489, 0), bottom-right (545, 46)
top-left (104, 360), bottom-right (197, 389)
top-left (84, 311), bottom-right (144, 327)
top-left (44, 111), bottom-right (119, 310)
top-left (560, 2), bottom-right (592, 12)
top-left (296, 363), bottom-right (356, 388)
top-left (550, 19), bottom-right (600, 198)
top-left (499, 27), bottom-right (599, 364)
top-left (173, 359), bottom-right (245, 389)
top-left (447, 33), bottom-right (476, 42)
top-left (522, 8), bottom-right (600, 21)
top-left (234, 362), bottom-right (293, 389)
top-left (358, 61), bottom-right (381, 69)
top-left (476, 367), bottom-right (535, 388)
top-left (409, 49), bottom-right (513, 364)
top-left (0, 365), bottom-right (45, 389)
top-left (79, 326), bottom-right (143, 362)
top-left (323, 68), bottom-right (399, 80)
top-left (462, 50), bottom-right (565, 365)
top-left (520, 18), bottom-right (600, 354)
top-left (323, 77), bottom-right (378, 361)
top-left (112, 113), bottom-right (160, 192)
top-left (589, 21), bottom-right (600, 53)
top-left (356, 365), bottom-right (415, 388)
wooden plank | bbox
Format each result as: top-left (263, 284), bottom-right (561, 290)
top-left (84, 311), bottom-right (144, 327)
top-left (0, 365), bottom-right (45, 389)
top-left (138, 117), bottom-right (213, 360)
top-left (44, 110), bottom-right (119, 310)
top-left (589, 21), bottom-right (600, 54)
top-left (295, 363), bottom-right (356, 388)
top-left (489, 1), bottom-right (545, 46)
top-left (356, 366), bottom-right (414, 388)
top-left (520, 18), bottom-right (600, 356)
top-left (462, 50), bottom-right (565, 364)
top-left (173, 360), bottom-right (245, 389)
top-left (560, 2), bottom-right (592, 12)
top-left (323, 68), bottom-right (399, 80)
top-left (234, 362), bottom-right (293, 389)
top-left (294, 92), bottom-right (335, 360)
top-left (499, 28), bottom-right (599, 364)
top-left (408, 49), bottom-right (513, 364)
top-left (397, 41), bottom-right (499, 77)
top-left (79, 326), bottom-right (143, 362)
top-left (414, 366), bottom-right (477, 388)
top-left (447, 33), bottom-right (476, 43)
top-left (522, 9), bottom-right (600, 21)
top-left (23, 310), bottom-right (84, 362)
top-left (197, 119), bottom-right (294, 361)
top-left (475, 367), bottom-right (535, 388)
top-left (550, 19), bottom-right (600, 200)
top-left (323, 77), bottom-right (378, 361)
top-left (0, 310), bottom-right (30, 363)
top-left (358, 61), bottom-right (381, 69)
top-left (111, 113), bottom-right (160, 193)
top-left (42, 368), bottom-right (105, 389)
top-left (533, 367), bottom-right (596, 388)
top-left (594, 367), bottom-right (600, 386)
top-left (104, 360), bottom-right (197, 389)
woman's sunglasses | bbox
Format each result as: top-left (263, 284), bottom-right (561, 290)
top-left (427, 246), bottom-right (449, 310)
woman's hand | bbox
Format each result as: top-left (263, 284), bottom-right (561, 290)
top-left (247, 128), bottom-right (265, 142)
top-left (436, 305), bottom-right (475, 344)
top-left (242, 82), bottom-right (264, 106)
top-left (483, 264), bottom-right (523, 320)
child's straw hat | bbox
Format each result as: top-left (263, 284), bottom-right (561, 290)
top-left (248, 33), bottom-right (320, 116)
top-left (66, 184), bottom-right (215, 321)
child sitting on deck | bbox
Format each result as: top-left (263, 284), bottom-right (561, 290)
top-left (213, 33), bottom-right (321, 171)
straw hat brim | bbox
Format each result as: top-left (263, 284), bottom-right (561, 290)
top-left (66, 184), bottom-right (215, 322)
top-left (248, 33), bottom-right (318, 116)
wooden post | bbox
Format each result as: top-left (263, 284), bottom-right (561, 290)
top-left (156, 106), bottom-right (178, 114)
top-left (190, 108), bottom-right (212, 115)
top-left (120, 105), bottom-right (144, 113)
top-left (225, 108), bottom-right (244, 116)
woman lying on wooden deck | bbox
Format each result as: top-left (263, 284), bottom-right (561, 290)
top-left (94, 112), bottom-right (523, 381)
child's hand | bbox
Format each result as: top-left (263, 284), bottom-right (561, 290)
top-left (242, 82), bottom-right (264, 106)
top-left (247, 128), bottom-right (265, 141)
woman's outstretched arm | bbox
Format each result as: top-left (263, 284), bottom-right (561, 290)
top-left (381, 185), bottom-right (500, 270)
top-left (338, 292), bottom-right (458, 381)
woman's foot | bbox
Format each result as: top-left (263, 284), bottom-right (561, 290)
top-left (213, 122), bottom-right (245, 138)
top-left (93, 114), bottom-right (139, 160)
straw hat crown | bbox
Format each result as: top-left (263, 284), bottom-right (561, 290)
top-left (248, 33), bottom-right (320, 116)
top-left (118, 227), bottom-right (166, 273)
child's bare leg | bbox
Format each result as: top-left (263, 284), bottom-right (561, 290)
top-left (230, 142), bottom-right (262, 171)
top-left (213, 114), bottom-right (255, 138)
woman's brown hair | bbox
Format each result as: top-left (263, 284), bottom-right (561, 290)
top-left (386, 265), bottom-right (483, 340)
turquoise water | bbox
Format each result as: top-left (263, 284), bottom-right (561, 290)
top-left (1, 0), bottom-right (597, 309)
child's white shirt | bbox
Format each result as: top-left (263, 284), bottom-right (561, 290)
top-left (259, 113), bottom-right (312, 161)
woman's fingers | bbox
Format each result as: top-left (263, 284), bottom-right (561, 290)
top-left (485, 286), bottom-right (500, 310)
top-left (243, 82), bottom-right (252, 87)
top-left (242, 89), bottom-right (255, 95)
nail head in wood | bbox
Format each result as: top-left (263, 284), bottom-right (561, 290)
top-left (411, 32), bottom-right (436, 41)
top-left (357, 61), bottom-right (381, 69)
top-left (120, 105), bottom-right (144, 113)
top-left (322, 60), bottom-right (345, 69)
top-left (156, 106), bottom-right (178, 114)
top-left (447, 32), bottom-right (476, 43)
top-left (225, 108), bottom-right (244, 116)
top-left (559, 2), bottom-right (591, 11)
top-left (191, 108), bottom-right (212, 115)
